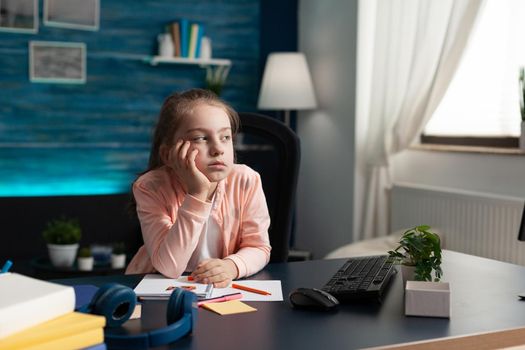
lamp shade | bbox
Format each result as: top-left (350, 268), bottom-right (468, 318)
top-left (258, 52), bottom-right (317, 110)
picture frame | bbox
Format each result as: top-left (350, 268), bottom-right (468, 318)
top-left (0, 0), bottom-right (38, 34)
top-left (43, 0), bottom-right (99, 31)
top-left (29, 41), bottom-right (86, 84)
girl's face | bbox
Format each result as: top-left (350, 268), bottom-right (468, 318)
top-left (173, 104), bottom-right (235, 183)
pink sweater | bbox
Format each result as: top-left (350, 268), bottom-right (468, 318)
top-left (125, 164), bottom-right (271, 278)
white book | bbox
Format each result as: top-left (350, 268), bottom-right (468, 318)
top-left (0, 273), bottom-right (75, 339)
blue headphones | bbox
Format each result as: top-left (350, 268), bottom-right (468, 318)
top-left (80, 283), bottom-right (197, 349)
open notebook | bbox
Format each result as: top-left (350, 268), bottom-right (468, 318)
top-left (133, 274), bottom-right (283, 301)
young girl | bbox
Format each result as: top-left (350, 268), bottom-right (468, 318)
top-left (125, 89), bottom-right (271, 288)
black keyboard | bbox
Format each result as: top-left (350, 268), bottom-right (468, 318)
top-left (321, 255), bottom-right (396, 302)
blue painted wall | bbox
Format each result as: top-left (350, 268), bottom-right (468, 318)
top-left (0, 0), bottom-right (261, 196)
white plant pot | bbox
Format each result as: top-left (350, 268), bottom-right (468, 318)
top-left (157, 33), bottom-right (174, 57)
top-left (401, 264), bottom-right (416, 286)
top-left (47, 243), bottom-right (79, 268)
top-left (200, 36), bottom-right (212, 59)
top-left (111, 254), bottom-right (126, 269)
top-left (405, 281), bottom-right (450, 318)
top-left (77, 256), bottom-right (94, 271)
top-left (520, 122), bottom-right (525, 151)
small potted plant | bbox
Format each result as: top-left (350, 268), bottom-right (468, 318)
top-left (205, 65), bottom-right (229, 96)
top-left (388, 225), bottom-right (443, 283)
top-left (77, 246), bottom-right (94, 271)
top-left (42, 216), bottom-right (81, 268)
top-left (111, 242), bottom-right (126, 269)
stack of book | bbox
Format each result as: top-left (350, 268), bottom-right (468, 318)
top-left (168, 19), bottom-right (205, 59)
top-left (0, 273), bottom-right (106, 350)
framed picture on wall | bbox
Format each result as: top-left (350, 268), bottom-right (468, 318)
top-left (44, 0), bottom-right (99, 31)
top-left (0, 0), bottom-right (38, 34)
top-left (29, 41), bottom-right (86, 84)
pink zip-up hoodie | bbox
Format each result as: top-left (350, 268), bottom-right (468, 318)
top-left (125, 164), bottom-right (272, 278)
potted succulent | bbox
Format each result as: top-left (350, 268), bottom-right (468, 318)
top-left (388, 225), bottom-right (443, 283)
top-left (111, 242), bottom-right (126, 269)
top-left (77, 246), bottom-right (94, 271)
top-left (205, 65), bottom-right (229, 96)
top-left (42, 216), bottom-right (81, 268)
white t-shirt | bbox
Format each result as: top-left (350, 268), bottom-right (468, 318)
top-left (185, 195), bottom-right (222, 272)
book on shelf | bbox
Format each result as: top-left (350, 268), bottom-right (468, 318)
top-left (173, 18), bottom-right (205, 59)
top-left (180, 18), bottom-right (190, 58)
top-left (0, 312), bottom-right (105, 350)
top-left (188, 23), bottom-right (198, 59)
top-left (194, 24), bottom-right (204, 58)
top-left (0, 273), bottom-right (75, 339)
top-left (188, 22), bottom-right (204, 59)
top-left (170, 21), bottom-right (181, 57)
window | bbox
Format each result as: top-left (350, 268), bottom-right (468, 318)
top-left (422, 0), bottom-right (525, 146)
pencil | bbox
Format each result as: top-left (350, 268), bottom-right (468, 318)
top-left (232, 283), bottom-right (271, 296)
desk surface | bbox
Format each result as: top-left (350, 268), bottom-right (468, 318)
top-left (56, 250), bottom-right (525, 350)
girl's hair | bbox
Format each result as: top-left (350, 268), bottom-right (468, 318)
top-left (147, 88), bottom-right (240, 172)
top-left (128, 89), bottom-right (239, 216)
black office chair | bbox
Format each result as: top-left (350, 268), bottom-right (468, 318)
top-left (518, 203), bottom-right (525, 242)
top-left (236, 112), bottom-right (300, 263)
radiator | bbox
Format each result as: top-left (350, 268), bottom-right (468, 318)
top-left (390, 183), bottom-right (525, 265)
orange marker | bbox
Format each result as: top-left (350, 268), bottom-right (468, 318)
top-left (232, 283), bottom-right (271, 296)
top-left (180, 285), bottom-right (196, 291)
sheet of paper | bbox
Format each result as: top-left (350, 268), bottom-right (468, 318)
top-left (201, 300), bottom-right (257, 315)
top-left (133, 274), bottom-right (213, 299)
top-left (211, 280), bottom-right (283, 301)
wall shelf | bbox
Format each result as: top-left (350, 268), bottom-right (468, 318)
top-left (144, 56), bottom-right (232, 92)
top-left (144, 55), bottom-right (232, 67)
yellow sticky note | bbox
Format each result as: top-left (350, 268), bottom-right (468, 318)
top-left (201, 300), bottom-right (257, 315)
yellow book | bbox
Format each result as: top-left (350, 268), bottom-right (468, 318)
top-left (188, 23), bottom-right (199, 58)
top-left (19, 328), bottom-right (103, 350)
top-left (0, 312), bottom-right (105, 349)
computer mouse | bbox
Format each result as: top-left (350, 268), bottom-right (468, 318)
top-left (289, 287), bottom-right (340, 311)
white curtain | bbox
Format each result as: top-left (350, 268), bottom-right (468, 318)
top-left (356, 0), bottom-right (485, 240)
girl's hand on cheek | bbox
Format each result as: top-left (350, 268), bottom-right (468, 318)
top-left (190, 259), bottom-right (238, 288)
top-left (168, 140), bottom-right (210, 201)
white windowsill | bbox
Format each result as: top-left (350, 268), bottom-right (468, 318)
top-left (411, 143), bottom-right (525, 155)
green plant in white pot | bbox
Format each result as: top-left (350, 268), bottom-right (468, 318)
top-left (77, 246), bottom-right (94, 271)
top-left (388, 225), bottom-right (443, 283)
top-left (111, 242), bottom-right (126, 269)
top-left (42, 217), bottom-right (81, 268)
top-left (205, 65), bottom-right (229, 96)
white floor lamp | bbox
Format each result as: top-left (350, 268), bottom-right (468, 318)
top-left (257, 52), bottom-right (317, 127)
